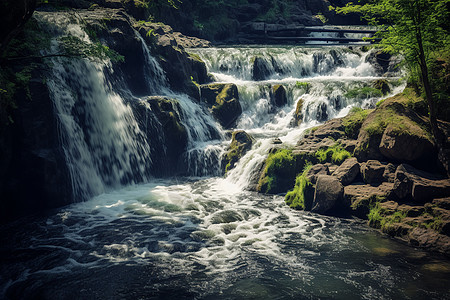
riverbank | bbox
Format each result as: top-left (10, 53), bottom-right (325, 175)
top-left (250, 88), bottom-right (450, 254)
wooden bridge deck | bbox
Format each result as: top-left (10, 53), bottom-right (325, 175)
top-left (243, 23), bottom-right (379, 44)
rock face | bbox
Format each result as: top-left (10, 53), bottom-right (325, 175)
top-left (137, 22), bottom-right (210, 99)
top-left (135, 96), bottom-right (188, 175)
top-left (200, 83), bottom-right (242, 128)
top-left (311, 175), bottom-right (344, 214)
top-left (222, 130), bottom-right (254, 173)
top-left (0, 67), bottom-right (73, 223)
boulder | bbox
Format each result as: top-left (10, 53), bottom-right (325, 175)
top-left (379, 126), bottom-right (435, 162)
top-left (291, 98), bottom-right (304, 127)
top-left (311, 175), bottom-right (344, 214)
top-left (305, 164), bottom-right (329, 184)
top-left (252, 56), bottom-right (272, 81)
top-left (361, 160), bottom-right (386, 184)
top-left (332, 157), bottom-right (360, 186)
top-left (344, 182), bottom-right (394, 218)
top-left (271, 84), bottom-right (287, 107)
top-left (222, 130), bottom-right (254, 173)
top-left (200, 83), bottom-right (242, 128)
top-left (393, 164), bottom-right (450, 202)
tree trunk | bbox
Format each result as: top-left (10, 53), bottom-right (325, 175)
top-left (416, 30), bottom-right (449, 176)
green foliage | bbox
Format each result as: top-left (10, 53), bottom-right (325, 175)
top-left (285, 164), bottom-right (312, 210)
top-left (314, 13), bottom-right (328, 24)
top-left (342, 107), bottom-right (371, 138)
top-left (332, 0), bottom-right (450, 131)
top-left (344, 86), bottom-right (382, 99)
top-left (295, 81), bottom-right (311, 91)
top-left (315, 143), bottom-right (351, 165)
top-left (368, 203), bottom-right (407, 229)
top-left (59, 36), bottom-right (124, 63)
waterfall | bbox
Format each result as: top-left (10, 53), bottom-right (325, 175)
top-left (190, 46), bottom-right (405, 188)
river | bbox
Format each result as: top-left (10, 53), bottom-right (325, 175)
top-left (1, 14), bottom-right (449, 299)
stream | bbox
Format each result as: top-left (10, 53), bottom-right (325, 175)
top-left (1, 14), bottom-right (449, 299)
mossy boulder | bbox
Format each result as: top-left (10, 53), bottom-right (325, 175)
top-left (222, 130), bottom-right (254, 173)
top-left (285, 166), bottom-right (315, 210)
top-left (200, 83), bottom-right (242, 128)
top-left (256, 148), bottom-right (317, 194)
top-left (271, 84), bottom-right (287, 107)
top-left (354, 90), bottom-right (436, 169)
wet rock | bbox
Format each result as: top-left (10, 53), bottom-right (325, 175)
top-left (361, 160), bottom-right (386, 184)
top-left (408, 227), bottom-right (450, 254)
top-left (200, 83), bottom-right (242, 128)
top-left (433, 198), bottom-right (450, 210)
top-left (272, 138), bottom-right (283, 145)
top-left (311, 175), bottom-right (344, 214)
top-left (252, 56), bottom-right (272, 81)
top-left (138, 96), bottom-right (188, 175)
top-left (316, 102), bottom-right (328, 122)
top-left (383, 163), bottom-right (397, 183)
top-left (291, 98), bottom-right (304, 127)
top-left (222, 130), bottom-right (254, 173)
top-left (332, 157), bottom-right (360, 186)
top-left (365, 50), bottom-right (401, 76)
top-left (312, 118), bottom-right (345, 140)
top-left (271, 84), bottom-right (287, 107)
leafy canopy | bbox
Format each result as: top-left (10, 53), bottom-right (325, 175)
top-left (331, 0), bottom-right (450, 82)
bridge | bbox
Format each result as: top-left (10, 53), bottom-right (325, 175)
top-left (239, 23), bottom-right (379, 44)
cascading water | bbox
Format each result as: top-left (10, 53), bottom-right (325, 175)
top-left (2, 13), bottom-right (449, 299)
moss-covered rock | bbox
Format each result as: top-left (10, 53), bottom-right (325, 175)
top-left (354, 90), bottom-right (436, 170)
top-left (368, 200), bottom-right (450, 254)
top-left (256, 148), bottom-right (316, 194)
top-left (291, 98), bottom-right (304, 127)
top-left (285, 165), bottom-right (314, 210)
top-left (222, 130), bottom-right (254, 173)
top-left (200, 83), bottom-right (242, 128)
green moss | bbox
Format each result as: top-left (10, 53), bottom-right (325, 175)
top-left (315, 143), bottom-right (351, 165)
top-left (188, 52), bottom-right (204, 63)
top-left (285, 164), bottom-right (312, 210)
top-left (345, 86), bottom-right (383, 99)
top-left (368, 203), bottom-right (407, 230)
top-left (342, 107), bottom-right (371, 139)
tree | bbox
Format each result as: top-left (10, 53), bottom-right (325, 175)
top-left (332, 0), bottom-right (450, 174)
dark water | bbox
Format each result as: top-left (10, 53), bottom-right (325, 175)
top-left (1, 179), bottom-right (449, 300)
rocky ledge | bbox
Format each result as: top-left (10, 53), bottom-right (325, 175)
top-left (252, 88), bottom-right (450, 255)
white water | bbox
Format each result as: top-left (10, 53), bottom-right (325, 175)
top-left (8, 13), bottom-right (447, 300)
